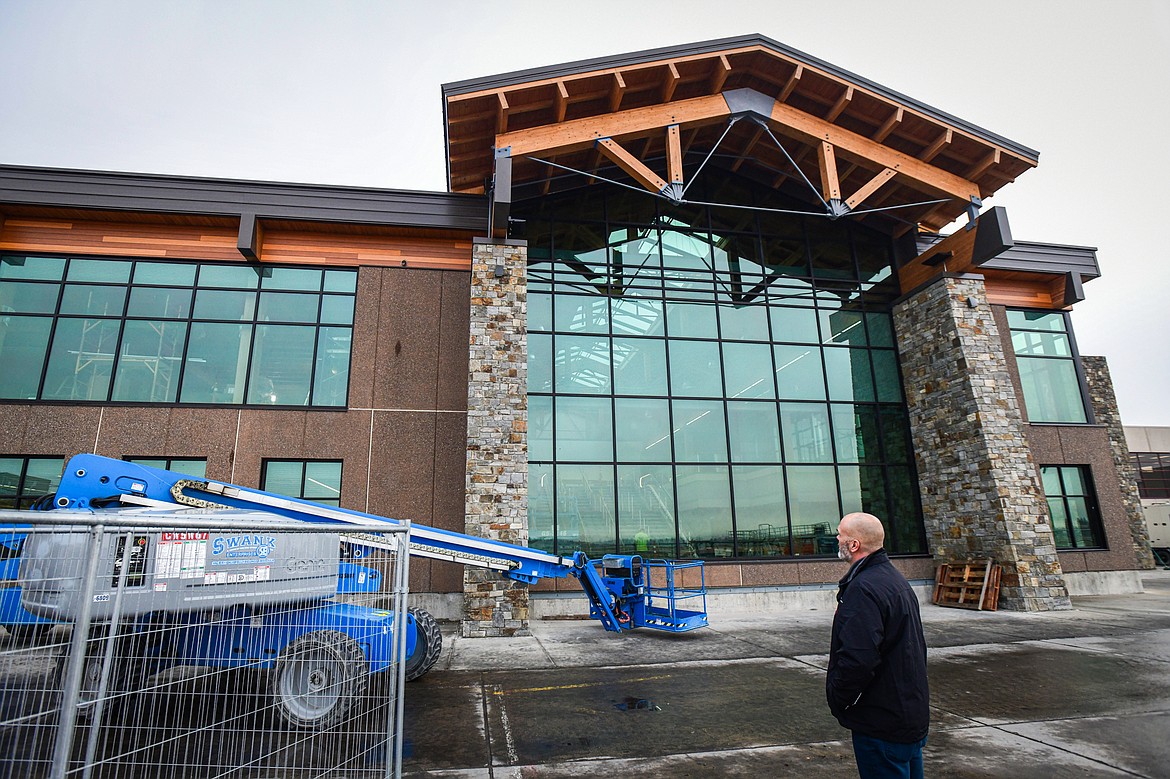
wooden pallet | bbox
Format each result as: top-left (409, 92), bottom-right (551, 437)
top-left (932, 560), bottom-right (1001, 611)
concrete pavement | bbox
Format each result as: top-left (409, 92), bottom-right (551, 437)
top-left (402, 571), bottom-right (1170, 777)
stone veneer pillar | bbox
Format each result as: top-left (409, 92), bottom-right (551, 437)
top-left (1082, 356), bottom-right (1157, 569)
top-left (463, 238), bottom-right (530, 637)
top-left (894, 274), bottom-right (1071, 611)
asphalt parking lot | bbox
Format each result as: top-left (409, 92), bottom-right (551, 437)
top-left (1, 573), bottom-right (1167, 777)
top-left (404, 571), bottom-right (1170, 777)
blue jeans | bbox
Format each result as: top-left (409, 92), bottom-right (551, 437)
top-left (851, 732), bottom-right (926, 779)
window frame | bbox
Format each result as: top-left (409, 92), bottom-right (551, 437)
top-left (1006, 308), bottom-right (1093, 425)
top-left (260, 459), bottom-right (344, 507)
top-left (0, 456), bottom-right (66, 510)
top-left (1040, 464), bottom-right (1107, 550)
top-left (522, 182), bottom-right (925, 561)
top-left (0, 253), bottom-right (355, 409)
top-left (124, 456), bottom-right (208, 479)
top-left (1132, 452), bottom-right (1170, 499)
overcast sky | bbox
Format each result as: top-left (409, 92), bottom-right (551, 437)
top-left (2, 0), bottom-right (1167, 425)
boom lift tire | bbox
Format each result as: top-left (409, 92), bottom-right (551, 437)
top-left (60, 633), bottom-right (153, 723)
top-left (271, 629), bottom-right (368, 730)
top-left (404, 607), bottom-right (442, 681)
top-left (70, 650), bottom-right (130, 723)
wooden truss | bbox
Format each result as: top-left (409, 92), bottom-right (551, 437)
top-left (488, 87), bottom-right (984, 238)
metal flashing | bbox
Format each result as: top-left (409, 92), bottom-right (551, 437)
top-left (918, 233), bottom-right (1100, 280)
top-left (0, 165), bottom-right (487, 232)
top-left (970, 206), bottom-right (1013, 265)
top-left (721, 88), bottom-right (776, 119)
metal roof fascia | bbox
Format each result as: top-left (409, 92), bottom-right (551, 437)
top-left (441, 33), bottom-right (1039, 163)
top-left (981, 240), bottom-right (1100, 279)
top-left (0, 165), bottom-right (486, 231)
top-left (917, 234), bottom-right (1100, 279)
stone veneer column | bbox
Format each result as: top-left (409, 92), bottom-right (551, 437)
top-left (1082, 356), bottom-right (1157, 569)
top-left (463, 238), bottom-right (530, 637)
top-left (894, 274), bottom-right (1071, 611)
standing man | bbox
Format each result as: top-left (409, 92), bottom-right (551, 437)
top-left (826, 512), bottom-right (929, 779)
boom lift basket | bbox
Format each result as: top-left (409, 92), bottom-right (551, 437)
top-left (643, 558), bottom-right (708, 631)
top-left (586, 555), bottom-right (708, 633)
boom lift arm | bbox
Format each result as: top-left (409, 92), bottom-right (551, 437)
top-left (51, 454), bottom-right (709, 634)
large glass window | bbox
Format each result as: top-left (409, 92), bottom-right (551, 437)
top-left (1008, 310), bottom-right (1088, 423)
top-left (1040, 465), bottom-right (1105, 549)
top-left (0, 457), bottom-right (65, 509)
top-left (261, 460), bottom-right (342, 506)
top-left (125, 457), bottom-right (207, 479)
top-left (0, 255), bottom-right (356, 407)
top-left (523, 182), bottom-right (923, 559)
top-left (1132, 452), bottom-right (1170, 499)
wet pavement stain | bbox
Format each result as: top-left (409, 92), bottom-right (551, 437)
top-left (613, 696), bottom-right (660, 711)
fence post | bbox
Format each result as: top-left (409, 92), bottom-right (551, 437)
top-left (385, 522), bottom-right (410, 779)
top-left (50, 524), bottom-right (105, 779)
top-left (81, 529), bottom-right (136, 778)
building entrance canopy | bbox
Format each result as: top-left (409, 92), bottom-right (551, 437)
top-left (442, 34), bottom-right (1037, 241)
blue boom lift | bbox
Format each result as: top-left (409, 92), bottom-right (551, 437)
top-left (4, 454), bottom-right (708, 729)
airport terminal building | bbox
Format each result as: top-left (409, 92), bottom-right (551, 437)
top-left (0, 35), bottom-right (1154, 634)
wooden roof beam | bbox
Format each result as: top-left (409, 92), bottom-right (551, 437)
top-left (666, 125), bottom-right (684, 189)
top-left (778, 64), bottom-right (803, 103)
top-left (817, 141), bottom-right (842, 202)
top-left (845, 167), bottom-right (897, 211)
top-left (554, 81), bottom-right (569, 123)
top-left (710, 54), bottom-right (732, 94)
top-left (825, 86), bottom-right (854, 123)
top-left (596, 138), bottom-right (669, 194)
top-left (767, 97), bottom-right (981, 202)
top-left (496, 93), bottom-right (730, 157)
top-left (610, 72), bottom-right (627, 113)
top-left (967, 148), bottom-right (1001, 182)
top-left (919, 128), bottom-right (951, 163)
top-left (496, 92), bottom-right (510, 135)
top-left (873, 106), bottom-right (903, 142)
top-left (496, 87), bottom-right (982, 204)
top-left (662, 62), bottom-right (680, 103)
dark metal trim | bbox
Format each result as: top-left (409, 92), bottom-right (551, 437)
top-left (237, 212), bottom-right (261, 262)
top-left (0, 165), bottom-right (487, 232)
top-left (722, 88), bottom-right (775, 119)
top-left (918, 233), bottom-right (1100, 280)
top-left (489, 156), bottom-right (513, 239)
top-left (1063, 271), bottom-right (1085, 306)
top-left (971, 206), bottom-right (1013, 265)
top-left (441, 33), bottom-right (1040, 162)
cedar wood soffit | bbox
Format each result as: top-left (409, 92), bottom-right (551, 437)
top-left (0, 165), bottom-right (485, 264)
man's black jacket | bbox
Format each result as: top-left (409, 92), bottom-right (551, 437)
top-left (826, 549), bottom-right (929, 743)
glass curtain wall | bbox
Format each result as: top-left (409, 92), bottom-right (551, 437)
top-left (522, 182), bottom-right (924, 560)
